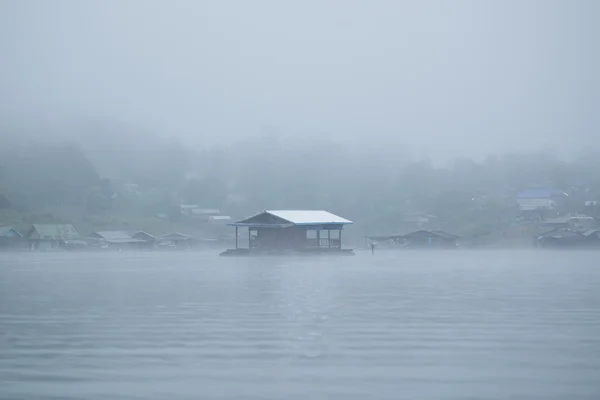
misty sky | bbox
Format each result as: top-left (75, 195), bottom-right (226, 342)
top-left (1, 1), bottom-right (598, 160)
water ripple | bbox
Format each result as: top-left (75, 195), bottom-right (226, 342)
top-left (1, 251), bottom-right (599, 399)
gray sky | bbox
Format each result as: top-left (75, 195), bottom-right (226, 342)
top-left (1, 0), bottom-right (598, 160)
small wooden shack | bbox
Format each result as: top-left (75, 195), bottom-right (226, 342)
top-left (90, 231), bottom-right (144, 250)
top-left (220, 210), bottom-right (354, 256)
top-left (535, 228), bottom-right (600, 248)
top-left (0, 226), bottom-right (23, 249)
top-left (160, 232), bottom-right (196, 250)
top-left (126, 231), bottom-right (157, 249)
top-left (26, 224), bottom-right (81, 250)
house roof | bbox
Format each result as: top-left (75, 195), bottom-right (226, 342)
top-left (92, 231), bottom-right (143, 243)
top-left (430, 230), bottom-right (460, 239)
top-left (0, 226), bottom-right (22, 238)
top-left (231, 210), bottom-right (353, 227)
top-left (583, 229), bottom-right (600, 237)
top-left (161, 232), bottom-right (193, 241)
top-left (125, 231), bottom-right (156, 240)
top-left (94, 231), bottom-right (134, 241)
top-left (28, 224), bottom-right (79, 240)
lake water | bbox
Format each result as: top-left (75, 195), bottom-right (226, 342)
top-left (1, 250), bottom-right (599, 400)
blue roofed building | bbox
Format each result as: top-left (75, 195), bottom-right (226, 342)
top-left (516, 188), bottom-right (566, 220)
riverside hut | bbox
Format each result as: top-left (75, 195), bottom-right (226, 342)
top-left (220, 210), bottom-right (354, 256)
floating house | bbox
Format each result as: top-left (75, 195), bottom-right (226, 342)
top-left (125, 231), bottom-right (157, 249)
top-left (220, 210), bottom-right (354, 256)
top-left (90, 231), bottom-right (145, 250)
top-left (159, 232), bottom-right (196, 249)
top-left (25, 224), bottom-right (80, 250)
top-left (0, 226), bottom-right (23, 249)
top-left (535, 228), bottom-right (600, 248)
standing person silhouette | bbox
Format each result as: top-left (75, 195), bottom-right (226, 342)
top-left (371, 242), bottom-right (375, 255)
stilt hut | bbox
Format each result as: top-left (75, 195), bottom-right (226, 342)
top-left (220, 210), bottom-right (354, 256)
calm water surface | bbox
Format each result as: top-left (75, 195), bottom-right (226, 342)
top-left (1, 250), bottom-right (599, 399)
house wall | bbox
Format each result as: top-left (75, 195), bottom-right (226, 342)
top-left (252, 227), bottom-right (343, 250)
top-left (253, 227), bottom-right (307, 250)
top-left (0, 233), bottom-right (23, 249)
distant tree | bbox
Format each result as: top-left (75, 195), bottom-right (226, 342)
top-left (1, 142), bottom-right (100, 208)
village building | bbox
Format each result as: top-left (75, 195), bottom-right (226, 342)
top-left (516, 188), bottom-right (565, 219)
top-left (90, 231), bottom-right (145, 250)
top-left (0, 226), bottom-right (23, 249)
top-left (180, 204), bottom-right (200, 217)
top-left (178, 206), bottom-right (229, 222)
top-left (536, 227), bottom-right (600, 248)
top-left (541, 214), bottom-right (595, 230)
top-left (25, 224), bottom-right (80, 250)
top-left (208, 215), bottom-right (232, 223)
top-left (220, 210), bottom-right (354, 256)
top-left (160, 232), bottom-right (196, 249)
top-left (191, 208), bottom-right (224, 221)
top-left (126, 231), bottom-right (157, 243)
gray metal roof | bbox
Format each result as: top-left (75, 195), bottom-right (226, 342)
top-left (29, 224), bottom-right (79, 240)
top-left (125, 231), bottom-right (156, 240)
top-left (93, 231), bottom-right (134, 241)
top-left (583, 229), bottom-right (600, 237)
top-left (92, 231), bottom-right (144, 244)
top-left (232, 210), bottom-right (352, 227)
top-left (161, 232), bottom-right (193, 241)
top-left (0, 226), bottom-right (22, 237)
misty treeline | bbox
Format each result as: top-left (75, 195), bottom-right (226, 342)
top-left (1, 126), bottom-right (600, 237)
